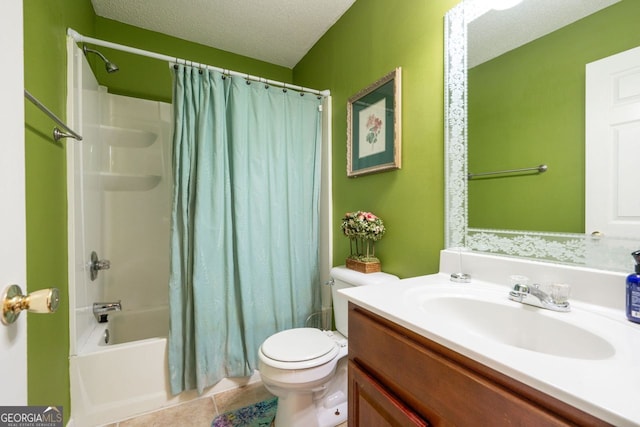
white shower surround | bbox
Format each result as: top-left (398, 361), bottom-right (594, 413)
top-left (66, 42), bottom-right (173, 356)
top-left (66, 38), bottom-right (183, 425)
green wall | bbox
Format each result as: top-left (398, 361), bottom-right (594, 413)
top-left (294, 0), bottom-right (458, 278)
top-left (23, 1), bottom-right (94, 422)
top-left (468, 0), bottom-right (640, 233)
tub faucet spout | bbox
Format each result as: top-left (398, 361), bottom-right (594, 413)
top-left (93, 301), bottom-right (122, 323)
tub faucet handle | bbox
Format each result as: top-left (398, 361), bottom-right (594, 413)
top-left (95, 259), bottom-right (111, 270)
top-left (90, 251), bottom-right (111, 281)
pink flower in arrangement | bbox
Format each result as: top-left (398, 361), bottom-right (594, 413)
top-left (340, 211), bottom-right (386, 241)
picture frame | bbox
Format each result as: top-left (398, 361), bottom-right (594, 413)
top-left (347, 67), bottom-right (402, 177)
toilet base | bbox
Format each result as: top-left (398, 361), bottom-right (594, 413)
top-left (272, 391), bottom-right (348, 427)
top-left (273, 392), bottom-right (318, 427)
top-left (270, 357), bottom-right (348, 427)
top-left (316, 399), bottom-right (348, 427)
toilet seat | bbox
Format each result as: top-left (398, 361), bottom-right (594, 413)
top-left (260, 328), bottom-right (339, 370)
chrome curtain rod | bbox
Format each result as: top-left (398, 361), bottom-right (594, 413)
top-left (468, 164), bottom-right (548, 180)
top-left (24, 89), bottom-right (83, 141)
top-left (67, 29), bottom-right (331, 97)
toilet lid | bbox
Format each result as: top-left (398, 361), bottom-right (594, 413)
top-left (261, 328), bottom-right (336, 363)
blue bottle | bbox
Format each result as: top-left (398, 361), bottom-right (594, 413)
top-left (626, 250), bottom-right (640, 324)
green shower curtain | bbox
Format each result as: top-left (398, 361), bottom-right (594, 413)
top-left (168, 65), bottom-right (323, 395)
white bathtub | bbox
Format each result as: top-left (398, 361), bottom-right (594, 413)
top-left (69, 306), bottom-right (261, 426)
top-left (70, 306), bottom-right (173, 426)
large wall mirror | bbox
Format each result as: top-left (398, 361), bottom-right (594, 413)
top-left (444, 0), bottom-right (640, 272)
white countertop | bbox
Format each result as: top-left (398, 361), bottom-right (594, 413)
top-left (340, 270), bottom-right (640, 426)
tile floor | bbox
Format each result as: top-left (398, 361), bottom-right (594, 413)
top-left (109, 382), bottom-right (348, 427)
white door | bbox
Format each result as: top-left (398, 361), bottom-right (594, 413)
top-left (586, 46), bottom-right (640, 238)
top-left (0, 0), bottom-right (27, 404)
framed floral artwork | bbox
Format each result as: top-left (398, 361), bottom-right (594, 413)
top-left (347, 67), bottom-right (402, 177)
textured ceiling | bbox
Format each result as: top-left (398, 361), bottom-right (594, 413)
top-left (91, 0), bottom-right (356, 68)
top-left (468, 0), bottom-right (620, 68)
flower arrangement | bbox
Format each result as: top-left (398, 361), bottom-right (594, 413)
top-left (341, 211), bottom-right (386, 262)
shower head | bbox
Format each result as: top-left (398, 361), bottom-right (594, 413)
top-left (83, 45), bottom-right (119, 73)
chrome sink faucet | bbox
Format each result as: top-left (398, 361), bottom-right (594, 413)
top-left (508, 276), bottom-right (570, 312)
top-left (93, 301), bottom-right (122, 323)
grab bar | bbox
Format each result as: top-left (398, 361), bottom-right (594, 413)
top-left (24, 89), bottom-right (83, 141)
top-left (468, 164), bottom-right (547, 180)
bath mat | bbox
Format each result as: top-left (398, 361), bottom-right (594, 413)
top-left (211, 396), bottom-right (277, 427)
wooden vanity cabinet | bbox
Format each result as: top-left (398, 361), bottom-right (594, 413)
top-left (347, 303), bottom-right (611, 427)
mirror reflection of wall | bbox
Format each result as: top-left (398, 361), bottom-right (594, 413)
top-left (467, 0), bottom-right (640, 233)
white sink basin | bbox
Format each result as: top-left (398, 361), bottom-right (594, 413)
top-left (419, 295), bottom-right (615, 360)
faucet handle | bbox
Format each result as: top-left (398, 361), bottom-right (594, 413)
top-left (550, 283), bottom-right (571, 305)
top-left (512, 283), bottom-right (529, 293)
top-left (508, 275), bottom-right (530, 299)
top-left (510, 283), bottom-right (529, 298)
top-left (90, 251), bottom-right (111, 281)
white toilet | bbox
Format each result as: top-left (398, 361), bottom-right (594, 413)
top-left (258, 266), bottom-right (399, 427)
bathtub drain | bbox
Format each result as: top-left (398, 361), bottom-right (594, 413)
top-left (104, 329), bottom-right (110, 344)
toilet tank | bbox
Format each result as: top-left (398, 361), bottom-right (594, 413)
top-left (330, 266), bottom-right (399, 337)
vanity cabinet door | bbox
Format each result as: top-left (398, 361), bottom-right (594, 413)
top-left (349, 360), bottom-right (429, 427)
top-left (348, 303), bottom-right (611, 427)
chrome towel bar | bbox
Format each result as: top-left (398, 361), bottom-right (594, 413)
top-left (24, 89), bottom-right (83, 141)
top-left (468, 164), bottom-right (547, 180)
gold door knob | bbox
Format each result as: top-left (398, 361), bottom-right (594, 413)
top-left (1, 284), bottom-right (60, 325)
